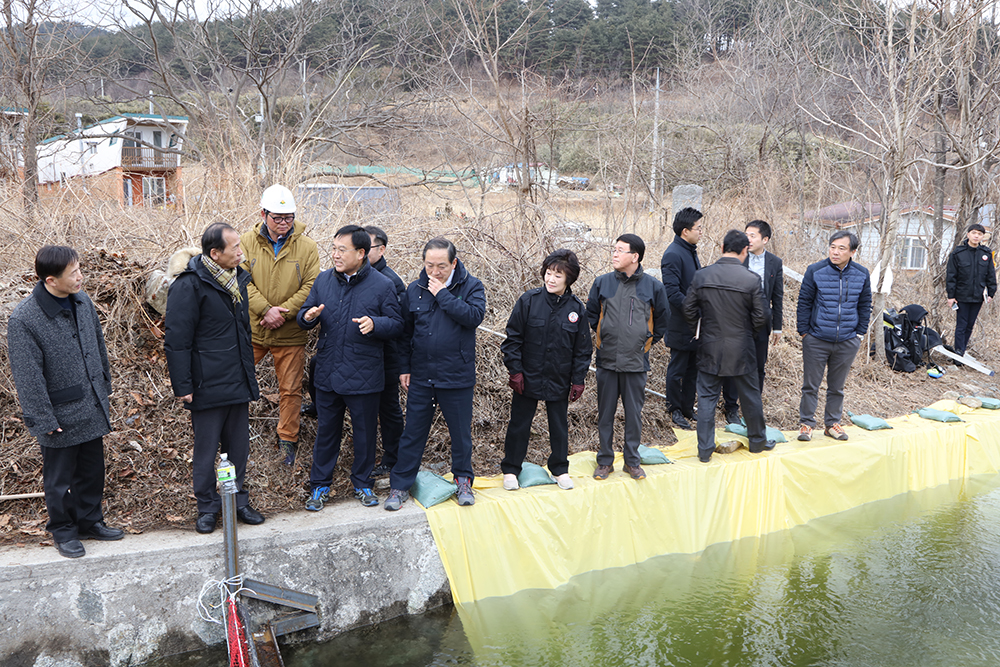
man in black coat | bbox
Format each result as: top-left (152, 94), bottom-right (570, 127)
top-left (8, 245), bottom-right (124, 558)
top-left (365, 225), bottom-right (408, 478)
top-left (165, 222), bottom-right (264, 534)
top-left (661, 207), bottom-right (703, 431)
top-left (945, 223), bottom-right (996, 358)
top-left (722, 220), bottom-right (784, 423)
top-left (682, 230), bottom-right (772, 463)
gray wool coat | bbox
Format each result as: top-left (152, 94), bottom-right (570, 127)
top-left (7, 281), bottom-right (112, 448)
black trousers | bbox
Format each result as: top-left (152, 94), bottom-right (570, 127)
top-left (311, 388), bottom-right (380, 490)
top-left (697, 371), bottom-right (767, 457)
top-left (954, 301), bottom-right (984, 355)
top-left (501, 392), bottom-right (570, 477)
top-left (191, 404), bottom-right (250, 513)
top-left (377, 373), bottom-right (405, 470)
top-left (723, 329), bottom-right (768, 412)
top-left (390, 384), bottom-right (475, 492)
top-left (41, 437), bottom-right (106, 542)
top-left (665, 348), bottom-right (698, 417)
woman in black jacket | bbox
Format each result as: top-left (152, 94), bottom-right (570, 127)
top-left (500, 249), bottom-right (592, 491)
top-left (946, 223), bottom-right (997, 357)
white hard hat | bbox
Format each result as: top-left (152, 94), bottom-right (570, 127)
top-left (260, 184), bottom-right (296, 214)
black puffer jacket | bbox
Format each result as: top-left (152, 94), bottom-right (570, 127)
top-left (501, 287), bottom-right (592, 401)
top-left (946, 241), bottom-right (997, 303)
top-left (164, 257), bottom-right (260, 411)
top-left (682, 257), bottom-right (765, 377)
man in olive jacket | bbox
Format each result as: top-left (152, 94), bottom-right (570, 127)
top-left (8, 245), bottom-right (123, 558)
top-left (241, 184), bottom-right (320, 464)
top-left (682, 230), bottom-right (770, 463)
top-left (165, 223), bottom-right (264, 535)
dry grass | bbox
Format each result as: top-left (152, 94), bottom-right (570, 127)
top-left (0, 177), bottom-right (997, 547)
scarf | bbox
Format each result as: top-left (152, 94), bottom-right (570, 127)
top-left (201, 254), bottom-right (242, 304)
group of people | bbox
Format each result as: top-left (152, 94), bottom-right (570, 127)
top-left (8, 180), bottom-right (995, 558)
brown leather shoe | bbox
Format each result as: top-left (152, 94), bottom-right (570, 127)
top-left (624, 464), bottom-right (646, 480)
top-left (593, 464), bottom-right (613, 480)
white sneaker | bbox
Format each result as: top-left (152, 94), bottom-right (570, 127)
top-left (503, 474), bottom-right (519, 491)
top-left (555, 473), bottom-right (574, 490)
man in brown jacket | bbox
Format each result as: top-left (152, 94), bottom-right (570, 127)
top-left (241, 184), bottom-right (320, 464)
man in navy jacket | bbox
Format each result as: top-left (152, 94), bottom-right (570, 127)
top-left (796, 230), bottom-right (872, 442)
top-left (297, 225), bottom-right (402, 510)
top-left (385, 237), bottom-right (486, 510)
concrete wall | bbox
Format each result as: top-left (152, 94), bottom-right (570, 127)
top-left (0, 502), bottom-right (451, 667)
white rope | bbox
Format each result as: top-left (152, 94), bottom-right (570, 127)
top-left (197, 574), bottom-right (247, 625)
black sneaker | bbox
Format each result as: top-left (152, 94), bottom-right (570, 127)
top-left (354, 487), bottom-right (379, 507)
top-left (300, 402), bottom-right (317, 418)
top-left (724, 408), bottom-right (741, 425)
top-left (371, 463), bottom-right (391, 477)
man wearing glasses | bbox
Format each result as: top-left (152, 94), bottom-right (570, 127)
top-left (241, 184), bottom-right (320, 465)
top-left (364, 226), bottom-right (407, 478)
top-left (586, 234), bottom-right (669, 481)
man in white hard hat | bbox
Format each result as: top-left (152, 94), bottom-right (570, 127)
top-left (240, 184), bottom-right (320, 464)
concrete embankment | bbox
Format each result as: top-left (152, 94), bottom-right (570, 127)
top-left (0, 500), bottom-right (451, 667)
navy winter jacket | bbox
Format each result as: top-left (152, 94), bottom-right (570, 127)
top-left (297, 260), bottom-right (403, 395)
top-left (501, 286), bottom-right (592, 401)
top-left (660, 237), bottom-right (701, 350)
top-left (164, 257), bottom-right (260, 411)
top-left (797, 258), bottom-right (873, 343)
top-left (400, 259), bottom-right (486, 389)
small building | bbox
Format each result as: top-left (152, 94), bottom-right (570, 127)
top-left (36, 113), bottom-right (188, 209)
top-left (801, 201), bottom-right (973, 270)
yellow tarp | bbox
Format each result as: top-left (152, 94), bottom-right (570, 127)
top-left (423, 400), bottom-right (1000, 605)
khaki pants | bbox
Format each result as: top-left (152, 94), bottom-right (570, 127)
top-left (253, 343), bottom-right (306, 442)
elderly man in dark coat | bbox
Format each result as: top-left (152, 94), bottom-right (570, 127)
top-left (8, 245), bottom-right (124, 558)
top-left (165, 222), bottom-right (264, 534)
top-left (682, 230), bottom-right (772, 463)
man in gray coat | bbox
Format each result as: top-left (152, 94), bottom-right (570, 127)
top-left (683, 230), bottom-right (773, 463)
top-left (8, 245), bottom-right (124, 558)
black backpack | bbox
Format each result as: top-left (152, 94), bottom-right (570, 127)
top-left (882, 304), bottom-right (942, 372)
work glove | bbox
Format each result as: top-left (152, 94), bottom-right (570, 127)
top-left (569, 384), bottom-right (585, 402)
top-left (508, 373), bottom-right (524, 395)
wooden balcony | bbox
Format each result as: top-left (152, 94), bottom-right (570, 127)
top-left (122, 147), bottom-right (178, 169)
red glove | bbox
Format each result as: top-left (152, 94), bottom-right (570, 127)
top-left (508, 373), bottom-right (525, 394)
top-left (569, 384), bottom-right (585, 402)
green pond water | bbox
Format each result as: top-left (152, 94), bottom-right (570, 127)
top-left (155, 475), bottom-right (1000, 667)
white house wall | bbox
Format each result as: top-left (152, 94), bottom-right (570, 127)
top-left (36, 118), bottom-right (185, 185)
top-left (854, 213), bottom-right (957, 267)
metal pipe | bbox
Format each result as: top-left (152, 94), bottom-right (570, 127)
top-left (221, 488), bottom-right (239, 591)
top-left (0, 492), bottom-right (44, 501)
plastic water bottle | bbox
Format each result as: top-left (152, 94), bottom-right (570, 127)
top-left (216, 453), bottom-right (238, 495)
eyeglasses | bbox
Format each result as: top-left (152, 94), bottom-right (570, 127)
top-left (332, 245), bottom-right (361, 256)
top-left (612, 248), bottom-right (636, 255)
top-left (268, 213), bottom-right (295, 224)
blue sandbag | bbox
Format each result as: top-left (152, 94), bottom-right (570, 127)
top-left (917, 407), bottom-right (963, 423)
top-left (847, 411), bottom-right (892, 431)
top-left (638, 444), bottom-right (670, 465)
top-left (723, 423), bottom-right (788, 443)
top-left (412, 471), bottom-right (457, 508)
top-left (975, 397), bottom-right (1000, 410)
top-left (518, 462), bottom-right (556, 488)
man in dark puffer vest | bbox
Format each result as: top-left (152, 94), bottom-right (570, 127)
top-left (796, 230), bottom-right (872, 442)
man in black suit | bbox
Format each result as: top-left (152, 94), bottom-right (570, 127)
top-left (722, 220), bottom-right (784, 424)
